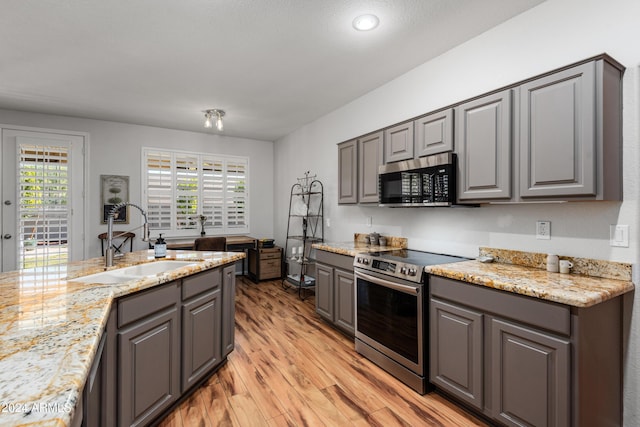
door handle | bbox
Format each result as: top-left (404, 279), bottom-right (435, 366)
top-left (3, 234), bottom-right (11, 239)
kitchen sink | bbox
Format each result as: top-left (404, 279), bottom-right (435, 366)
top-left (117, 260), bottom-right (197, 276)
top-left (70, 260), bottom-right (198, 284)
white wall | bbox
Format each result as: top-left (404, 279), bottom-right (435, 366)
top-left (274, 0), bottom-right (640, 424)
top-left (0, 109), bottom-right (275, 258)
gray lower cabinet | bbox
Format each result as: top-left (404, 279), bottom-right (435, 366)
top-left (430, 298), bottom-right (483, 411)
top-left (414, 108), bottom-right (454, 157)
top-left (101, 264), bottom-right (237, 427)
top-left (384, 121), bottom-right (414, 163)
top-left (222, 264), bottom-right (236, 357)
top-left (315, 250), bottom-right (355, 336)
top-left (338, 139), bottom-right (358, 204)
top-left (182, 268), bottom-right (223, 392)
top-left (118, 284), bottom-right (180, 427)
top-left (491, 317), bottom-right (570, 427)
top-left (429, 275), bottom-right (622, 427)
top-left (456, 89), bottom-right (513, 201)
top-left (82, 331), bottom-right (107, 427)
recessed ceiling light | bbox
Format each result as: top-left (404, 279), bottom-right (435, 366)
top-left (352, 14), bottom-right (379, 31)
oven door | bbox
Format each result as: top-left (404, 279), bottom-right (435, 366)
top-left (354, 269), bottom-right (424, 375)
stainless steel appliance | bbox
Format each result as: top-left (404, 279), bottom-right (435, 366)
top-left (378, 152), bottom-right (456, 207)
top-left (353, 249), bottom-right (467, 394)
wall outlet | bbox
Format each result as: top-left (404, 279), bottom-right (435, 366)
top-left (326, 218), bottom-right (331, 228)
top-left (536, 220), bottom-right (551, 240)
top-left (610, 224), bottom-right (629, 247)
top-left (366, 216), bottom-right (372, 227)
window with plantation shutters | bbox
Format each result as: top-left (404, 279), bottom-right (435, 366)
top-left (143, 148), bottom-right (249, 236)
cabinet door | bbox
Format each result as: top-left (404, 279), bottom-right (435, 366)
top-left (315, 263), bottom-right (334, 321)
top-left (83, 331), bottom-right (106, 427)
top-left (118, 308), bottom-right (179, 427)
top-left (358, 131), bottom-right (383, 204)
top-left (456, 89), bottom-right (512, 200)
top-left (222, 264), bottom-right (236, 357)
top-left (430, 298), bottom-right (484, 410)
top-left (338, 139), bottom-right (358, 204)
top-left (491, 317), bottom-right (570, 427)
top-left (519, 62), bottom-right (596, 198)
top-left (384, 121), bottom-right (414, 163)
top-left (415, 109), bottom-right (454, 157)
top-left (182, 290), bottom-right (221, 392)
top-left (334, 268), bottom-right (355, 335)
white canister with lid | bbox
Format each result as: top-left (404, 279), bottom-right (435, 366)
top-left (546, 254), bottom-right (559, 272)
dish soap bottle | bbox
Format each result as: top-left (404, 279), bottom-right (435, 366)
top-left (154, 233), bottom-right (167, 258)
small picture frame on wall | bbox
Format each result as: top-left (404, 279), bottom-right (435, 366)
top-left (101, 175), bottom-right (129, 224)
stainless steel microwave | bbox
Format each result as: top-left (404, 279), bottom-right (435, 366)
top-left (378, 153), bottom-right (456, 207)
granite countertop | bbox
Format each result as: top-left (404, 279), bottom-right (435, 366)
top-left (315, 241), bottom-right (633, 308)
top-left (312, 241), bottom-right (401, 257)
top-left (426, 260), bottom-right (634, 308)
top-left (0, 250), bottom-right (244, 427)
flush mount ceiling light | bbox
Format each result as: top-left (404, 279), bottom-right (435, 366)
top-left (203, 109), bottom-right (225, 131)
top-left (352, 14), bottom-right (379, 31)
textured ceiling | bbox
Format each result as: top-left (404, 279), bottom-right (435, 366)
top-left (0, 0), bottom-right (544, 141)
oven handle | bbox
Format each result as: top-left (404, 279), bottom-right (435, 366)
top-left (355, 270), bottom-right (420, 295)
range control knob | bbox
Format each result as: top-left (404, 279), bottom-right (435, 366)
top-left (400, 267), bottom-right (407, 274)
top-left (356, 257), bottom-right (363, 264)
top-left (363, 258), bottom-right (370, 265)
top-left (407, 268), bottom-right (417, 276)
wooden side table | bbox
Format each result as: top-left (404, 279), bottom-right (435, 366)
top-left (248, 246), bottom-right (282, 282)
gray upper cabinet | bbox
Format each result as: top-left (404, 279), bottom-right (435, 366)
top-left (519, 58), bottom-right (622, 200)
top-left (358, 131), bottom-right (383, 204)
top-left (338, 139), bottom-right (358, 204)
top-left (456, 89), bottom-right (513, 200)
top-left (384, 121), bottom-right (414, 163)
top-left (415, 109), bottom-right (454, 157)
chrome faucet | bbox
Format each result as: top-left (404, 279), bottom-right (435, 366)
top-left (106, 202), bottom-right (150, 267)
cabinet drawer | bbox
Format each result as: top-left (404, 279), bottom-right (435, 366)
top-left (118, 282), bottom-right (179, 328)
top-left (430, 275), bottom-right (570, 336)
top-left (259, 250), bottom-right (281, 260)
top-left (182, 268), bottom-right (221, 300)
top-left (260, 258), bottom-right (280, 270)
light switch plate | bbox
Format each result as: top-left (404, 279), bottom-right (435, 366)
top-left (610, 224), bottom-right (629, 247)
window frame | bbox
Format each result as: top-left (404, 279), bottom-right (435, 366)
top-left (141, 147), bottom-right (249, 238)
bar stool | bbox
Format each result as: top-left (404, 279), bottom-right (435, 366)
top-left (99, 231), bottom-right (135, 256)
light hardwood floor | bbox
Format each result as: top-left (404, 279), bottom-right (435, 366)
top-left (157, 277), bottom-right (488, 427)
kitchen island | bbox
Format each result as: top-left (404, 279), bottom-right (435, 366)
top-left (0, 249), bottom-right (244, 427)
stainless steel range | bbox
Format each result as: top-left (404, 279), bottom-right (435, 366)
top-left (353, 249), bottom-right (468, 394)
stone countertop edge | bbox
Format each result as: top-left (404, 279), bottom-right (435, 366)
top-left (0, 249), bottom-right (244, 427)
top-left (426, 260), bottom-right (634, 308)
